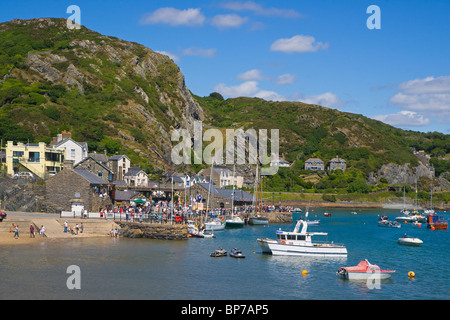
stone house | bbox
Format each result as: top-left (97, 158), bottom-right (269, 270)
top-left (45, 162), bottom-right (112, 213)
top-left (304, 158), bottom-right (325, 171)
top-left (327, 157), bottom-right (347, 171)
top-left (74, 155), bottom-right (114, 182)
top-left (108, 155), bottom-right (131, 181)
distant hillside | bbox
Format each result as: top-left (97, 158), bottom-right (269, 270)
top-left (0, 18), bottom-right (449, 185)
top-left (0, 18), bottom-right (203, 172)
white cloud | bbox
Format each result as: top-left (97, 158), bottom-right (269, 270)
top-left (155, 50), bottom-right (180, 62)
top-left (140, 7), bottom-right (205, 26)
top-left (182, 47), bottom-right (217, 57)
top-left (254, 90), bottom-right (286, 101)
top-left (211, 14), bottom-right (248, 28)
top-left (213, 80), bottom-right (286, 101)
top-left (237, 69), bottom-right (266, 81)
top-left (372, 111), bottom-right (430, 127)
top-left (220, 1), bottom-right (302, 18)
top-left (276, 73), bottom-right (296, 85)
top-left (389, 76), bottom-right (450, 115)
top-left (299, 92), bottom-right (342, 108)
top-left (270, 35), bottom-right (329, 53)
top-left (214, 81), bottom-right (260, 97)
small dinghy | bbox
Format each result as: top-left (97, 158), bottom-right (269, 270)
top-left (229, 248), bottom-right (245, 259)
top-left (398, 234), bottom-right (423, 246)
top-left (210, 249), bottom-right (227, 257)
top-left (337, 259), bottom-right (395, 280)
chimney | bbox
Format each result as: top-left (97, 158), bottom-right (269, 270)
top-left (63, 160), bottom-right (74, 170)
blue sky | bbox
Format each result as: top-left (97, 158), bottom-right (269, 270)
top-left (1, 0), bottom-right (450, 134)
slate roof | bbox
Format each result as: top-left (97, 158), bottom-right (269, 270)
top-left (73, 168), bottom-right (109, 185)
top-left (114, 190), bottom-right (139, 201)
top-left (109, 154), bottom-right (130, 161)
top-left (124, 167), bottom-right (146, 177)
top-left (197, 183), bottom-right (253, 202)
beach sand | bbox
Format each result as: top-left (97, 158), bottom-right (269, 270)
top-left (0, 228), bottom-right (107, 246)
top-left (0, 231), bottom-right (49, 245)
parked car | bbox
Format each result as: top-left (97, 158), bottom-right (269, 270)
top-left (0, 211), bottom-right (6, 222)
top-left (13, 172), bottom-right (34, 179)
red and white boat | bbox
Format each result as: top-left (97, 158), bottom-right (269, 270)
top-left (337, 259), bottom-right (395, 280)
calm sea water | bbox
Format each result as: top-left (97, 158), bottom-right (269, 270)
top-left (0, 208), bottom-right (449, 300)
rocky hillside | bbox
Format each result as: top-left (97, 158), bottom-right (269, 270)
top-left (0, 18), bottom-right (449, 184)
top-left (0, 18), bottom-right (203, 171)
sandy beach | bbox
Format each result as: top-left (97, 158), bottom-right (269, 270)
top-left (0, 231), bottom-right (50, 245)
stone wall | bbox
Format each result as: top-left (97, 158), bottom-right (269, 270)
top-left (117, 222), bottom-right (188, 240)
top-left (45, 168), bottom-right (112, 212)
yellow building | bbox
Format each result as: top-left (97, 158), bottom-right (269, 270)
top-left (5, 141), bottom-right (65, 179)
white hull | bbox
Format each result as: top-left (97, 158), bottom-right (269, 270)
top-left (341, 271), bottom-right (394, 280)
top-left (395, 216), bottom-right (426, 223)
top-left (205, 221), bottom-right (225, 231)
top-left (398, 238), bottom-right (423, 246)
top-left (258, 239), bottom-right (347, 257)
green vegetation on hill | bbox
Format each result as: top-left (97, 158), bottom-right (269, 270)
top-left (0, 18), bottom-right (449, 198)
top-left (0, 18), bottom-right (196, 173)
top-left (195, 94), bottom-right (421, 172)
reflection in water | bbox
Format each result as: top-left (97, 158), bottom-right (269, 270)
top-left (1, 209), bottom-right (449, 300)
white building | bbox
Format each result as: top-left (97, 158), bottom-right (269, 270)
top-left (52, 138), bottom-right (88, 165)
top-left (108, 155), bottom-right (131, 181)
top-left (124, 167), bottom-right (149, 187)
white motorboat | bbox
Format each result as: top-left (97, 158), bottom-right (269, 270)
top-left (205, 219), bottom-right (225, 231)
top-left (187, 220), bottom-right (215, 238)
top-left (398, 234), bottom-right (423, 246)
top-left (337, 259), bottom-right (395, 280)
top-left (229, 248), bottom-right (245, 258)
top-left (395, 212), bottom-right (426, 223)
top-left (257, 219), bottom-right (347, 257)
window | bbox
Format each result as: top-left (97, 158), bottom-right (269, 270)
top-left (71, 149), bottom-right (76, 158)
top-left (28, 152), bottom-right (40, 163)
top-left (13, 151), bottom-right (24, 157)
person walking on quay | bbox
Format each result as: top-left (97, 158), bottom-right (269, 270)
top-left (30, 224), bottom-right (35, 238)
top-left (40, 225), bottom-right (46, 237)
top-left (13, 225), bottom-right (19, 239)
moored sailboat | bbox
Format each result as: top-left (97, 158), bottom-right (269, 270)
top-left (248, 164), bottom-right (268, 226)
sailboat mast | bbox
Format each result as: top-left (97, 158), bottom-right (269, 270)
top-left (231, 164), bottom-right (235, 216)
top-left (206, 160), bottom-right (214, 223)
top-left (254, 164), bottom-right (259, 215)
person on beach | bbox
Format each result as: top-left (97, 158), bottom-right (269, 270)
top-left (40, 225), bottom-right (45, 237)
top-left (75, 223), bottom-right (79, 235)
top-left (30, 224), bottom-right (35, 238)
top-left (13, 225), bottom-right (19, 239)
top-left (64, 221), bottom-right (68, 233)
top-left (80, 223), bottom-right (84, 234)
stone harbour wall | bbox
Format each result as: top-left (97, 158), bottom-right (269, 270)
top-left (117, 222), bottom-right (188, 240)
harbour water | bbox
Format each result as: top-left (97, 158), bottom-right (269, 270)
top-left (0, 208), bottom-right (448, 300)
